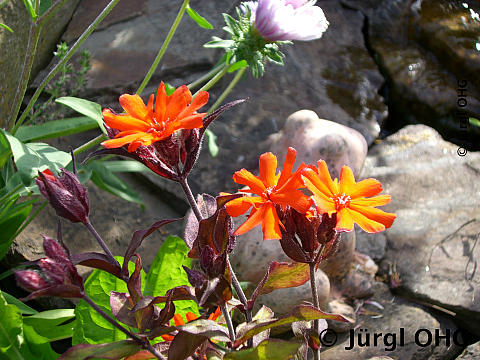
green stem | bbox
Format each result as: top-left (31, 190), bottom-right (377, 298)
top-left (187, 63), bottom-right (225, 90)
top-left (309, 262), bottom-right (320, 360)
top-left (207, 67), bottom-right (246, 114)
top-left (72, 134), bottom-right (106, 156)
top-left (136, 0), bottom-right (190, 95)
top-left (11, 0), bottom-right (121, 135)
top-left (193, 64), bottom-right (230, 97)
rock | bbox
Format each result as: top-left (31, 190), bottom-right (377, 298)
top-left (268, 110), bottom-right (368, 179)
top-left (343, 0), bottom-right (480, 150)
top-left (321, 282), bottom-right (464, 360)
top-left (457, 341), bottom-right (480, 359)
top-left (361, 124), bottom-right (480, 336)
top-left (327, 300), bottom-right (356, 333)
top-left (355, 227), bottom-right (387, 261)
top-left (0, 0), bottom-right (81, 128)
top-left (258, 268), bottom-right (330, 315)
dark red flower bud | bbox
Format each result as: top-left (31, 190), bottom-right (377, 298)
top-left (15, 237), bottom-right (84, 300)
top-left (15, 270), bottom-right (50, 292)
top-left (36, 168), bottom-right (89, 223)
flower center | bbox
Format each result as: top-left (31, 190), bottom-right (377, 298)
top-left (262, 186), bottom-right (275, 201)
top-left (332, 193), bottom-right (351, 210)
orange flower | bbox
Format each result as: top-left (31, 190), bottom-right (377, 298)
top-left (161, 307), bottom-right (222, 341)
top-left (226, 147), bottom-right (312, 240)
top-left (301, 161), bottom-right (396, 233)
top-left (101, 82), bottom-right (209, 152)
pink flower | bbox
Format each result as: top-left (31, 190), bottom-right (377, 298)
top-left (243, 0), bottom-right (329, 41)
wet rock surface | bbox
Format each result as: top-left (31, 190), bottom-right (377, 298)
top-left (360, 125), bottom-right (480, 337)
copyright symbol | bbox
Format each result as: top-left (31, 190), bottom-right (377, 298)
top-left (320, 328), bottom-right (337, 347)
top-left (457, 147), bottom-right (467, 156)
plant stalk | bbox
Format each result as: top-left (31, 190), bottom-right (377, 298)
top-left (136, 0), bottom-right (190, 95)
top-left (221, 303), bottom-right (236, 343)
top-left (309, 262), bottom-right (320, 360)
top-left (187, 63), bottom-right (226, 90)
top-left (73, 134), bottom-right (106, 156)
top-left (193, 63), bottom-right (231, 97)
top-left (178, 177), bottom-right (202, 222)
top-left (12, 0), bottom-right (121, 134)
top-left (85, 219), bottom-right (119, 268)
top-left (208, 67), bottom-right (246, 114)
top-left (83, 295), bottom-right (165, 360)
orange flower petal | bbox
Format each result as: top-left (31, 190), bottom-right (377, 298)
top-left (338, 166), bottom-right (356, 194)
top-left (350, 195), bottom-right (391, 207)
top-left (208, 306), bottom-right (222, 321)
top-left (316, 160), bottom-right (337, 196)
top-left (161, 334), bottom-right (174, 342)
top-left (146, 94), bottom-right (154, 121)
top-left (125, 350), bottom-right (158, 359)
top-left (302, 167), bottom-right (334, 199)
top-left (178, 91), bottom-right (209, 119)
top-left (335, 208), bottom-right (354, 232)
top-left (119, 94), bottom-right (149, 120)
top-left (166, 85), bottom-right (192, 121)
top-left (103, 110), bottom-right (151, 132)
top-left (233, 205), bottom-right (266, 236)
top-left (186, 312), bottom-right (197, 322)
top-left (101, 133), bottom-right (146, 149)
top-left (225, 196), bottom-right (263, 217)
top-left (177, 114), bottom-right (205, 129)
top-left (348, 208), bottom-right (387, 233)
top-left (301, 171), bottom-right (336, 214)
top-left (173, 314), bottom-right (185, 326)
top-left (232, 169), bottom-right (266, 195)
top-left (259, 152), bottom-right (277, 188)
top-left (270, 190), bottom-right (312, 213)
top-left (349, 178), bottom-right (383, 198)
top-left (276, 147), bottom-right (297, 189)
top-left (261, 202), bottom-right (282, 240)
top-left (348, 203), bottom-right (396, 230)
top-left (155, 82), bottom-right (167, 122)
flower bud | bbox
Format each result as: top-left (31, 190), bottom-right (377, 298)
top-left (36, 168), bottom-right (89, 223)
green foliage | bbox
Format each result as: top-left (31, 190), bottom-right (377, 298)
top-left (59, 340), bottom-right (140, 360)
top-left (73, 257), bottom-right (145, 345)
top-left (469, 117), bottom-right (480, 128)
top-left (144, 236), bottom-right (199, 318)
top-left (88, 161), bottom-right (144, 208)
top-left (205, 128), bottom-right (219, 157)
top-left (186, 5), bottom-right (213, 29)
top-left (0, 292), bottom-right (60, 359)
top-left (0, 23), bottom-right (13, 33)
top-left (0, 198), bottom-right (32, 261)
top-left (225, 339), bottom-right (301, 360)
top-left (16, 117), bottom-right (99, 142)
top-left (1, 291), bottom-right (37, 315)
top-left (23, 309), bottom-right (75, 342)
top-left (56, 96), bottom-right (105, 134)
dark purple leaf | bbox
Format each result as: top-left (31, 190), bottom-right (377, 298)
top-left (58, 340), bottom-right (141, 360)
top-left (127, 256), bottom-right (143, 303)
top-left (110, 291), bottom-right (137, 328)
top-left (279, 233), bottom-right (310, 263)
top-left (21, 284), bottom-right (84, 301)
top-left (122, 218), bottom-right (180, 278)
top-left (184, 194), bottom-right (216, 250)
top-left (71, 252), bottom-right (122, 278)
top-left (177, 319), bottom-right (230, 342)
top-left (168, 331), bottom-right (208, 360)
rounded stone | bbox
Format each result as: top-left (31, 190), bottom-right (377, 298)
top-left (326, 300), bottom-right (356, 333)
top-left (268, 109), bottom-right (368, 178)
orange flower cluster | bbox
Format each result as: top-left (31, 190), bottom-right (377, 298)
top-left (226, 148), bottom-right (396, 239)
top-left (161, 307), bottom-right (222, 341)
top-left (101, 82), bottom-right (208, 152)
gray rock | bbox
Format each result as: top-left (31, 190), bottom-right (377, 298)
top-left (355, 227), bottom-right (387, 261)
top-left (361, 124), bottom-right (480, 336)
top-left (457, 341), bottom-right (480, 359)
top-left (327, 300), bottom-right (356, 333)
top-left (321, 282), bottom-right (463, 360)
top-left (0, 0), bottom-right (81, 128)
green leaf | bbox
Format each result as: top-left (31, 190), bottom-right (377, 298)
top-left (23, 309), bottom-right (75, 342)
top-left (233, 305), bottom-right (349, 347)
top-left (22, 0), bottom-right (36, 19)
top-left (0, 292), bottom-right (24, 358)
top-left (59, 340), bottom-right (140, 360)
top-left (186, 5), bottom-right (213, 29)
top-left (56, 97), bottom-right (106, 134)
top-left (16, 117), bottom-right (98, 142)
top-left (1, 130), bottom-right (71, 185)
top-left (103, 160), bottom-right (149, 173)
top-left (144, 236), bottom-right (199, 319)
top-left (0, 130), bottom-right (11, 168)
top-left (38, 0), bottom-right (51, 16)
top-left (225, 339), bottom-right (301, 360)
top-left (0, 201), bottom-right (32, 261)
top-left (22, 324), bottom-right (59, 359)
top-left (228, 60), bottom-right (248, 73)
top-left (205, 129), bottom-right (219, 157)
top-left (257, 262), bottom-right (310, 296)
top-left (204, 37), bottom-right (234, 49)
top-left (72, 257), bottom-right (145, 345)
top-left (1, 291), bottom-right (37, 315)
top-left (164, 82), bottom-right (176, 96)
top-left (88, 161), bottom-right (144, 208)
top-left (469, 117), bottom-right (480, 128)
top-left (0, 23), bottom-right (13, 33)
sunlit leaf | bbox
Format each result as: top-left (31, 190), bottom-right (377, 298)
top-left (186, 5), bottom-right (213, 29)
top-left (225, 339), bottom-right (302, 360)
top-left (205, 129), bottom-right (219, 157)
top-left (56, 97), bottom-right (106, 134)
top-left (58, 340), bottom-right (140, 360)
top-left (0, 23), bottom-right (13, 33)
top-left (16, 117), bottom-right (98, 142)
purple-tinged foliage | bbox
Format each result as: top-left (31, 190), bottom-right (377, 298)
top-left (36, 168), bottom-right (89, 223)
